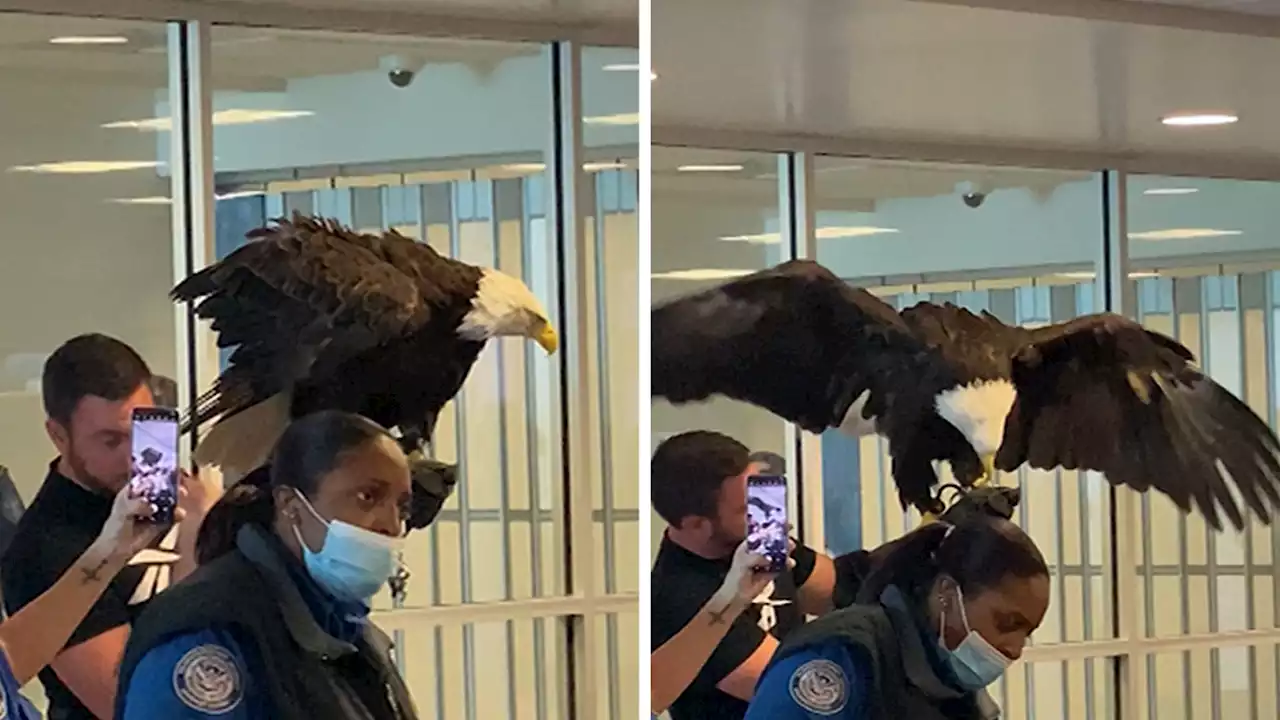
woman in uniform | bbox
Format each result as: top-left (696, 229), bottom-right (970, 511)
top-left (0, 482), bottom-right (181, 719)
top-left (744, 517), bottom-right (1050, 719)
top-left (116, 410), bottom-right (418, 720)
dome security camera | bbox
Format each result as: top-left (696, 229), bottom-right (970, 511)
top-left (962, 192), bottom-right (986, 209)
top-left (387, 68), bottom-right (415, 88)
top-left (379, 54), bottom-right (419, 89)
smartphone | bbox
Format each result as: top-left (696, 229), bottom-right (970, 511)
top-left (128, 407), bottom-right (181, 524)
top-left (746, 475), bottom-right (789, 573)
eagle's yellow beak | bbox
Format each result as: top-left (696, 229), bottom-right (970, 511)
top-left (534, 324), bottom-right (559, 354)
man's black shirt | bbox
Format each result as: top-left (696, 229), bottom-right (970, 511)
top-left (650, 534), bottom-right (808, 720)
top-left (1, 460), bottom-right (178, 720)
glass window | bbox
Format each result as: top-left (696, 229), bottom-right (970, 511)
top-left (1126, 174), bottom-right (1280, 715)
top-left (649, 146), bottom-right (791, 556)
top-left (0, 14), bottom-right (176, 710)
top-left (583, 44), bottom-right (641, 720)
top-left (812, 158), bottom-right (1112, 650)
top-left (206, 27), bottom-right (563, 714)
top-left (0, 15), bottom-right (177, 501)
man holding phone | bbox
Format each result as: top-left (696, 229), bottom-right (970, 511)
top-left (1, 334), bottom-right (222, 719)
top-left (649, 430), bottom-right (839, 720)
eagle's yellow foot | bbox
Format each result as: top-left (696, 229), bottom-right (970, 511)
top-left (971, 454), bottom-right (997, 488)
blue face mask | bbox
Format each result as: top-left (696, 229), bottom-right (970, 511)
top-left (938, 584), bottom-right (1012, 690)
top-left (292, 492), bottom-right (403, 604)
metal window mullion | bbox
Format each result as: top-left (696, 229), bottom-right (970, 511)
top-left (1169, 279), bottom-right (1193, 720)
top-left (488, 178), bottom-right (521, 720)
top-left (777, 152), bottom-right (822, 549)
top-left (1099, 170), bottom-right (1140, 720)
top-left (1235, 274), bottom-right (1260, 720)
top-left (550, 40), bottom-right (598, 720)
top-left (448, 182), bottom-right (479, 720)
top-left (167, 21), bottom-right (215, 458)
top-left (1264, 274), bottom-right (1280, 706)
top-left (1199, 278), bottom-right (1223, 720)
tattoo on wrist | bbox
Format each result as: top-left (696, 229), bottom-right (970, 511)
top-left (79, 555), bottom-right (112, 584)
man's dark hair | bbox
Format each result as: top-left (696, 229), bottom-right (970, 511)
top-left (42, 334), bottom-right (152, 425)
top-left (651, 430), bottom-right (749, 527)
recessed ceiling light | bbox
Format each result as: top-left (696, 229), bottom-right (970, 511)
top-left (10, 160), bottom-right (162, 174)
top-left (104, 109), bottom-right (314, 131)
top-left (677, 164), bottom-right (744, 173)
top-left (584, 161), bottom-right (628, 172)
top-left (496, 162), bottom-right (627, 174)
top-left (652, 269), bottom-right (756, 281)
top-left (1143, 188), bottom-right (1199, 196)
top-left (721, 226), bottom-right (899, 244)
top-left (1129, 228), bottom-right (1242, 240)
top-left (49, 36), bottom-right (128, 45)
top-left (1161, 113), bottom-right (1238, 127)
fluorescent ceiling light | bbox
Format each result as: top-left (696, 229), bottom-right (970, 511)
top-left (721, 226), bottom-right (899, 244)
top-left (109, 196), bottom-right (170, 205)
top-left (110, 190), bottom-right (266, 205)
top-left (583, 113), bottom-right (639, 126)
top-left (10, 160), bottom-right (161, 174)
top-left (677, 164), bottom-right (744, 173)
top-left (602, 63), bottom-right (658, 80)
top-left (652, 269), bottom-right (756, 281)
top-left (50, 35), bottom-right (128, 45)
top-left (1143, 188), bottom-right (1199, 196)
top-left (216, 190), bottom-right (265, 200)
top-left (1161, 113), bottom-right (1238, 127)
top-left (104, 109), bottom-right (314, 131)
top-left (1057, 271), bottom-right (1159, 280)
top-left (498, 162), bottom-right (628, 174)
top-left (1129, 228), bottom-right (1242, 240)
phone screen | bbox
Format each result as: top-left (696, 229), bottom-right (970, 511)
top-left (128, 406), bottom-right (181, 524)
top-left (746, 475), bottom-right (788, 573)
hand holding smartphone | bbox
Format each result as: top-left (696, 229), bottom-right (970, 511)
top-left (745, 475), bottom-right (789, 574)
top-left (127, 407), bottom-right (181, 525)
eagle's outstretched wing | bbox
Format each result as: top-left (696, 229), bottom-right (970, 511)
top-left (996, 313), bottom-right (1280, 531)
top-left (652, 259), bottom-right (948, 433)
top-left (173, 214), bottom-right (468, 429)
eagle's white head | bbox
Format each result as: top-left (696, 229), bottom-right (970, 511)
top-left (458, 268), bottom-right (558, 354)
top-left (934, 379), bottom-right (1016, 455)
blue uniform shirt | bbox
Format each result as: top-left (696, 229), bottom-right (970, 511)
top-left (744, 641), bottom-right (870, 719)
top-left (121, 548), bottom-right (371, 719)
top-left (0, 648), bottom-right (41, 720)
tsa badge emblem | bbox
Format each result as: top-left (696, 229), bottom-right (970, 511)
top-left (172, 644), bottom-right (243, 714)
top-left (789, 658), bottom-right (848, 716)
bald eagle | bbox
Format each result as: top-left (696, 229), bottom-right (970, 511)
top-left (174, 214), bottom-right (558, 530)
top-left (653, 259), bottom-right (1280, 531)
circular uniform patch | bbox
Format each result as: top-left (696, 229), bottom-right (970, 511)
top-left (172, 644), bottom-right (243, 715)
top-left (788, 658), bottom-right (848, 716)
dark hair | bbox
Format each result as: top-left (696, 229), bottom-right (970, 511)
top-left (748, 450), bottom-right (785, 475)
top-left (42, 334), bottom-right (151, 425)
top-left (195, 410), bottom-right (394, 564)
top-left (651, 430), bottom-right (749, 526)
top-left (856, 518), bottom-right (1048, 606)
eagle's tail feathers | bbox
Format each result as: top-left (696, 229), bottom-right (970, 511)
top-left (192, 392), bottom-right (291, 480)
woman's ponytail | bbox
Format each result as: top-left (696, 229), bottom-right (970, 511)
top-left (194, 465), bottom-right (275, 565)
top-left (855, 522), bottom-right (951, 604)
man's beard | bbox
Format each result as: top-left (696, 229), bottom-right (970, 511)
top-left (64, 447), bottom-right (123, 496)
top-left (709, 522), bottom-right (744, 558)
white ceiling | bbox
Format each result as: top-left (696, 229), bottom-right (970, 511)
top-left (653, 0), bottom-right (1280, 179)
